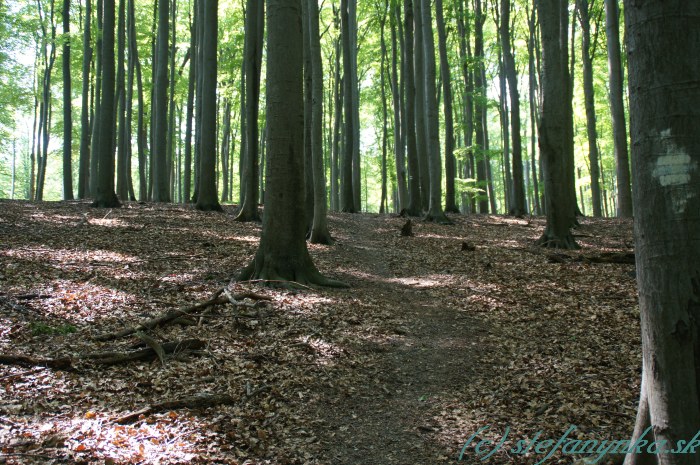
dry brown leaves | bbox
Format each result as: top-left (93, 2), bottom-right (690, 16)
top-left (0, 200), bottom-right (640, 464)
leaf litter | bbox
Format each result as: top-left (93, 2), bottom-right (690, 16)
top-left (0, 200), bottom-right (639, 464)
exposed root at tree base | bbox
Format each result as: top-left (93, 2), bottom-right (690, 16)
top-left (536, 232), bottom-right (580, 249)
top-left (238, 257), bottom-right (349, 289)
top-left (424, 211), bottom-right (454, 225)
top-left (196, 203), bottom-right (224, 212)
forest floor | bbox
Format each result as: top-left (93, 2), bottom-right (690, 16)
top-left (0, 200), bottom-right (640, 465)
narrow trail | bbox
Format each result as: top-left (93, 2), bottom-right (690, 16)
top-left (308, 215), bottom-right (484, 465)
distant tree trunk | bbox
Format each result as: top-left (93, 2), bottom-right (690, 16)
top-left (330, 10), bottom-right (341, 211)
top-left (605, 0), bottom-right (632, 218)
top-left (436, 0), bottom-right (457, 214)
top-left (195, 0), bottom-right (222, 211)
top-left (527, 2), bottom-right (541, 215)
top-left (339, 0), bottom-right (356, 212)
top-left (307, 0), bottom-right (332, 243)
top-left (237, 0), bottom-right (263, 220)
top-left (420, 0), bottom-right (450, 224)
top-left (92, 0), bottom-right (120, 208)
top-left (89, 0), bottom-right (103, 198)
top-left (125, 0), bottom-right (137, 201)
top-left (390, 3), bottom-right (407, 212)
top-left (577, 0), bottom-right (602, 217)
top-left (535, 0), bottom-right (577, 248)
top-left (349, 0), bottom-right (361, 211)
top-left (623, 2), bottom-right (700, 465)
top-left (239, 0), bottom-right (347, 289)
top-left (183, 1), bottom-right (196, 203)
top-left (496, 40), bottom-right (512, 213)
top-left (378, 2), bottom-right (389, 214)
top-left (501, 0), bottom-right (526, 216)
top-left (562, 0), bottom-right (579, 219)
top-left (35, 0), bottom-right (57, 201)
top-left (413, 0), bottom-right (429, 212)
top-left (402, 0), bottom-right (421, 216)
top-left (127, 0), bottom-right (146, 201)
top-left (220, 99), bottom-right (231, 203)
top-left (456, 0), bottom-right (475, 213)
top-left (152, 0), bottom-right (170, 202)
top-left (62, 0), bottom-right (73, 200)
top-left (474, 0), bottom-right (489, 214)
top-left (166, 0), bottom-right (178, 202)
top-left (78, 0), bottom-right (92, 199)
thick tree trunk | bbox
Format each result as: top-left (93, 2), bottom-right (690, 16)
top-left (402, 0), bottom-right (421, 216)
top-left (115, 0), bottom-right (128, 200)
top-left (606, 0), bottom-right (633, 218)
top-left (527, 3), bottom-right (541, 215)
top-left (349, 0), bottom-right (361, 211)
top-left (89, 0), bottom-right (103, 198)
top-left (152, 0), bottom-right (171, 202)
top-left (474, 0), bottom-right (489, 214)
top-left (165, 0), bottom-right (178, 202)
top-left (578, 0), bottom-right (602, 217)
top-left (183, 4), bottom-right (196, 203)
top-left (240, 0), bottom-right (347, 289)
top-left (420, 0), bottom-right (450, 224)
top-left (390, 4), bottom-right (408, 213)
top-left (128, 0), bottom-right (146, 201)
top-left (624, 2), bottom-right (700, 464)
top-left (413, 0), bottom-right (429, 212)
top-left (339, 0), bottom-right (356, 212)
top-left (456, 0), bottom-right (475, 213)
top-left (330, 15), bottom-right (342, 212)
top-left (195, 0), bottom-right (222, 211)
top-left (535, 0), bottom-right (577, 248)
top-left (92, 0), bottom-right (120, 208)
top-left (62, 0), bottom-right (73, 200)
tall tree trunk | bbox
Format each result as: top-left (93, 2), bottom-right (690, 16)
top-left (535, 0), bottom-right (577, 248)
top-left (578, 0), bottom-right (602, 217)
top-left (349, 0), bottom-right (361, 211)
top-left (330, 10), bottom-right (342, 212)
top-left (195, 0), bottom-right (222, 211)
top-left (115, 0), bottom-right (127, 200)
top-left (93, 0), bottom-right (120, 207)
top-left (165, 0), bottom-right (178, 201)
top-left (220, 99), bottom-right (231, 203)
top-left (501, 0), bottom-right (527, 216)
top-left (606, 0), bottom-right (632, 218)
top-left (420, 0), bottom-right (449, 223)
top-left (152, 0), bottom-right (170, 201)
top-left (413, 0), bottom-right (429, 211)
top-left (127, 0), bottom-right (146, 201)
top-left (78, 0), bottom-right (92, 199)
top-left (302, 0), bottom-right (314, 228)
top-left (62, 0), bottom-right (73, 200)
top-left (307, 0), bottom-right (332, 243)
top-left (236, 0), bottom-right (263, 220)
top-left (339, 0), bottom-right (356, 212)
top-left (435, 0), bottom-right (457, 214)
top-left (378, 2), bottom-right (389, 215)
top-left (35, 0), bottom-right (57, 201)
top-left (456, 0), bottom-right (475, 213)
top-left (90, 0), bottom-right (103, 198)
top-left (527, 2), bottom-right (541, 215)
top-left (240, 0), bottom-right (346, 289)
top-left (183, 5), bottom-right (195, 203)
top-left (390, 3), bottom-right (408, 213)
top-left (474, 0), bottom-right (489, 214)
top-left (402, 0), bottom-right (421, 216)
top-left (623, 2), bottom-right (700, 465)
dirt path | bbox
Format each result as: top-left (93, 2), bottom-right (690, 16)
top-left (308, 215), bottom-right (484, 464)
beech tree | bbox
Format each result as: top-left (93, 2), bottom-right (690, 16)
top-left (61, 0), bottom-right (72, 200)
top-left (239, 0), bottom-right (347, 288)
top-left (623, 2), bottom-right (700, 464)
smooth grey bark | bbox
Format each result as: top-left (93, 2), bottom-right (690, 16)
top-left (474, 0), bottom-right (489, 213)
top-left (456, 0), bottom-right (475, 213)
top-left (390, 3), bottom-right (408, 213)
top-left (115, 0), bottom-right (127, 200)
top-left (236, 0), bottom-right (263, 221)
top-left (527, 2), bottom-right (541, 214)
top-left (152, 0), bottom-right (170, 202)
top-left (89, 0), bottom-right (103, 198)
top-left (436, 0), bottom-right (457, 214)
top-left (501, 0), bottom-right (526, 216)
top-left (195, 0), bottom-right (221, 211)
top-left (420, 0), bottom-right (450, 223)
top-left (577, 0), bottom-right (602, 217)
top-left (220, 99), bottom-right (231, 202)
top-left (35, 0), bottom-right (57, 201)
top-left (349, 0), bottom-right (361, 211)
top-left (62, 0), bottom-right (73, 200)
top-left (307, 0), bottom-right (332, 243)
top-left (183, 4), bottom-right (196, 203)
top-left (92, 0), bottom-right (120, 208)
top-left (128, 0), bottom-right (146, 201)
top-left (240, 0), bottom-right (347, 289)
top-left (606, 0), bottom-right (632, 218)
top-left (413, 0), bottom-right (429, 211)
top-left (535, 0), bottom-right (577, 248)
top-left (402, 0), bottom-right (421, 216)
top-left (330, 10), bottom-right (341, 212)
top-left (339, 0), bottom-right (356, 212)
top-left (78, 0), bottom-right (92, 199)
top-left (378, 2), bottom-right (389, 214)
top-left (165, 0), bottom-right (177, 201)
top-left (623, 2), bottom-right (700, 464)
top-left (302, 0), bottom-right (314, 229)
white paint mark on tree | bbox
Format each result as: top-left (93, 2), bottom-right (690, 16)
top-left (652, 129), bottom-right (698, 214)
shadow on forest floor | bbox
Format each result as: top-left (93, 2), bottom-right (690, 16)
top-left (0, 200), bottom-right (639, 464)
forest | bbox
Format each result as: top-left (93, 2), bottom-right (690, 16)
top-left (0, 0), bottom-right (699, 464)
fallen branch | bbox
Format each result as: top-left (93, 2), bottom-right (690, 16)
top-left (0, 354), bottom-right (72, 370)
top-left (83, 339), bottom-right (205, 365)
top-left (94, 289), bottom-right (272, 341)
top-left (114, 386), bottom-right (269, 424)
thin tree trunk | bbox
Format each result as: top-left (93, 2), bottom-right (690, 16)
top-left (78, 0), bottom-right (92, 199)
top-left (413, 0), bottom-right (429, 212)
top-left (402, 0), bottom-right (421, 216)
top-left (378, 2), bottom-right (389, 214)
top-left (340, 0), bottom-right (356, 212)
top-left (90, 0), bottom-right (103, 198)
top-left (390, 2), bottom-right (407, 213)
top-left (152, 0), bottom-right (170, 202)
top-left (62, 0), bottom-right (73, 200)
top-left (436, 0), bottom-right (457, 213)
top-left (115, 0), bottom-right (127, 200)
top-left (474, 0), bottom-right (489, 214)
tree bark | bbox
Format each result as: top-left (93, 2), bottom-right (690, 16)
top-left (62, 0), bottom-right (73, 200)
top-left (92, 0), bottom-right (120, 208)
top-left (78, 0), bottom-right (92, 199)
top-left (239, 0), bottom-right (347, 289)
top-left (402, 0), bottom-right (422, 216)
top-left (623, 2), bottom-right (700, 464)
top-left (195, 0), bottom-right (222, 211)
top-left (152, 0), bottom-right (171, 202)
top-left (606, 0), bottom-right (632, 218)
top-left (474, 0), bottom-right (489, 214)
top-left (340, 0), bottom-right (356, 212)
top-left (535, 0), bottom-right (577, 248)
top-left (390, 3), bottom-right (408, 213)
top-left (413, 0), bottom-right (429, 212)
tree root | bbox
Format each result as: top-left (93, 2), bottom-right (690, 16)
top-left (83, 338), bottom-right (205, 365)
top-left (113, 386), bottom-right (269, 424)
top-left (0, 354), bottom-right (73, 370)
top-left (238, 257), bottom-right (349, 289)
top-left (536, 232), bottom-right (580, 250)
